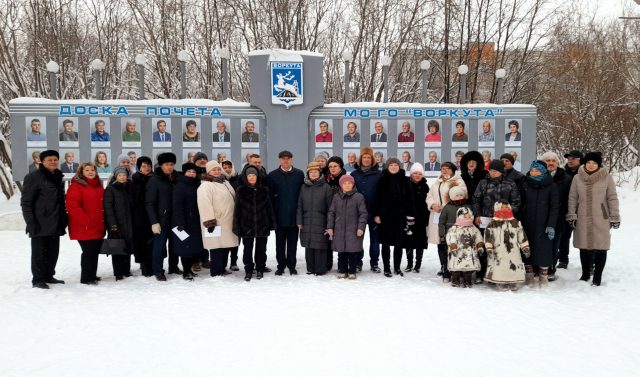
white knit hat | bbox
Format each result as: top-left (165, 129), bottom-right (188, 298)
top-left (205, 160), bottom-right (221, 174)
top-left (410, 162), bottom-right (424, 175)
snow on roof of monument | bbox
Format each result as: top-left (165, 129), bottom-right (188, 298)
top-left (9, 97), bottom-right (251, 107)
top-left (248, 49), bottom-right (323, 60)
top-left (324, 102), bottom-right (536, 108)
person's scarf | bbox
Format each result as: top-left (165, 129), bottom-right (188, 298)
top-left (493, 208), bottom-right (514, 220)
top-left (455, 217), bottom-right (474, 227)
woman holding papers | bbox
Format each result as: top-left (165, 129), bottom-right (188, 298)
top-left (197, 161), bottom-right (239, 277)
top-left (172, 162), bottom-right (203, 280)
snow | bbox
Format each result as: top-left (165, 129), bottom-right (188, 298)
top-left (324, 102), bottom-right (537, 109)
top-left (1, 186), bottom-right (639, 377)
top-left (9, 97), bottom-right (252, 107)
top-left (248, 48), bottom-right (323, 59)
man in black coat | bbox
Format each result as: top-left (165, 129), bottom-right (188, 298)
top-left (266, 150), bottom-right (305, 275)
top-left (21, 150), bottom-right (67, 289)
top-left (501, 153), bottom-right (525, 219)
top-left (146, 152), bottom-right (180, 280)
top-left (542, 152), bottom-right (580, 270)
top-left (460, 151), bottom-right (487, 202)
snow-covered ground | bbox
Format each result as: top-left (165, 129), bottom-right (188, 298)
top-left (1, 184), bottom-right (639, 377)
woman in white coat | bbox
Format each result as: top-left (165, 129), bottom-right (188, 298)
top-left (197, 161), bottom-right (239, 277)
top-left (426, 162), bottom-right (466, 282)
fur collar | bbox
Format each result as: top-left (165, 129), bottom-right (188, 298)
top-left (577, 166), bottom-right (609, 184)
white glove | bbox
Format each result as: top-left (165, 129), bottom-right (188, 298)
top-left (151, 223), bottom-right (161, 234)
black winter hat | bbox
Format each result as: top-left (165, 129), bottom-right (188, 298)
top-left (500, 153), bottom-right (515, 165)
top-left (582, 151), bottom-right (603, 167)
top-left (327, 156), bottom-right (344, 169)
top-left (488, 159), bottom-right (505, 174)
top-left (564, 150), bottom-right (584, 159)
top-left (39, 150), bottom-right (59, 161)
top-left (181, 162), bottom-right (198, 173)
top-left (136, 156), bottom-right (152, 170)
top-left (278, 150), bottom-right (293, 158)
top-left (193, 152), bottom-right (208, 163)
top-left (157, 152), bottom-right (176, 165)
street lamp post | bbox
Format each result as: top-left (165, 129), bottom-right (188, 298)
top-left (46, 60), bottom-right (59, 100)
top-left (381, 55), bottom-right (391, 103)
top-left (135, 54), bottom-right (146, 100)
top-left (342, 50), bottom-right (353, 103)
top-left (495, 68), bottom-right (506, 105)
top-left (420, 60), bottom-right (431, 103)
top-left (89, 59), bottom-right (106, 100)
top-left (177, 50), bottom-right (190, 99)
top-left (458, 64), bottom-right (469, 104)
top-left (215, 47), bottom-right (231, 99)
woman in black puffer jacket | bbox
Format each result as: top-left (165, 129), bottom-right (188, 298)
top-left (130, 156), bottom-right (154, 276)
top-left (104, 167), bottom-right (135, 280)
top-left (171, 163), bottom-right (204, 280)
top-left (233, 166), bottom-right (276, 281)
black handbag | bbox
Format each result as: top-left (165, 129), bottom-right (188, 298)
top-left (99, 238), bottom-right (129, 256)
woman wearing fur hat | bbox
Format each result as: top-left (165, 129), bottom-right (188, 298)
top-left (484, 201), bottom-right (530, 289)
top-left (521, 160), bottom-right (559, 287)
top-left (446, 207), bottom-right (484, 287)
top-left (198, 160), bottom-right (240, 277)
top-left (427, 162), bottom-right (466, 282)
top-left (566, 152), bottom-right (620, 286)
top-left (171, 163), bottom-right (203, 280)
top-left (351, 146), bottom-right (383, 272)
top-left (297, 162), bottom-right (335, 276)
top-left (233, 166), bottom-right (276, 281)
top-left (404, 163), bottom-right (430, 272)
top-left (327, 174), bottom-right (368, 279)
top-left (104, 166), bottom-right (135, 280)
top-left (373, 157), bottom-right (415, 277)
top-left (221, 159), bottom-right (241, 271)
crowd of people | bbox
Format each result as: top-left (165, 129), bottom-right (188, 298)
top-left (21, 147), bottom-right (620, 290)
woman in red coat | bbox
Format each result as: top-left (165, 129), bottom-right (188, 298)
top-left (66, 162), bottom-right (106, 284)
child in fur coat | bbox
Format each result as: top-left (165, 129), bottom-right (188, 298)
top-left (446, 207), bottom-right (484, 287)
top-left (484, 200), bottom-right (530, 290)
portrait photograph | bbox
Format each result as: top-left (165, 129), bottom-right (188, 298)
top-left (122, 118), bottom-right (142, 147)
top-left (478, 119), bottom-right (495, 146)
top-left (505, 119), bottom-right (523, 146)
top-left (343, 119), bottom-right (361, 147)
top-left (152, 118), bottom-right (172, 146)
top-left (397, 119), bottom-right (415, 147)
top-left (451, 119), bottom-right (469, 146)
top-left (315, 119), bottom-right (333, 146)
top-left (424, 119), bottom-right (442, 147)
top-left (370, 119), bottom-right (388, 147)
top-left (182, 118), bottom-right (201, 146)
top-left (26, 117), bottom-right (47, 147)
top-left (241, 119), bottom-right (260, 146)
top-left (90, 118), bottom-right (111, 146)
top-left (212, 119), bottom-right (232, 146)
top-left (58, 117), bottom-right (79, 147)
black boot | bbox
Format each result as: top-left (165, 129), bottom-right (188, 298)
top-left (592, 251), bottom-right (607, 286)
top-left (451, 271), bottom-right (462, 287)
top-left (244, 272), bottom-right (252, 282)
top-left (414, 249), bottom-right (423, 273)
top-left (405, 249), bottom-right (414, 272)
top-left (579, 250), bottom-right (591, 281)
top-left (463, 271), bottom-right (473, 287)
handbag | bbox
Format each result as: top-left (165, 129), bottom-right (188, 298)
top-left (99, 238), bottom-right (129, 256)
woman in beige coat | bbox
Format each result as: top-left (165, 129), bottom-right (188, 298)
top-left (426, 162), bottom-right (466, 282)
top-left (566, 152), bottom-right (620, 286)
top-left (197, 160), bottom-right (239, 277)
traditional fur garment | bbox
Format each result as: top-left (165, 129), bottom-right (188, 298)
top-left (484, 202), bottom-right (530, 284)
top-left (446, 207), bottom-right (484, 272)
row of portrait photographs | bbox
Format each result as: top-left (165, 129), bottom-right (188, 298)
top-left (313, 119), bottom-right (524, 148)
top-left (28, 146), bottom-right (265, 179)
top-left (25, 117), bottom-right (262, 148)
top-left (316, 147), bottom-right (523, 177)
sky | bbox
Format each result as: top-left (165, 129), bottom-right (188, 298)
top-left (554, 0), bottom-right (640, 20)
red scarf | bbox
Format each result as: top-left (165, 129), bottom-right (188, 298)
top-left (493, 209), bottom-right (514, 220)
